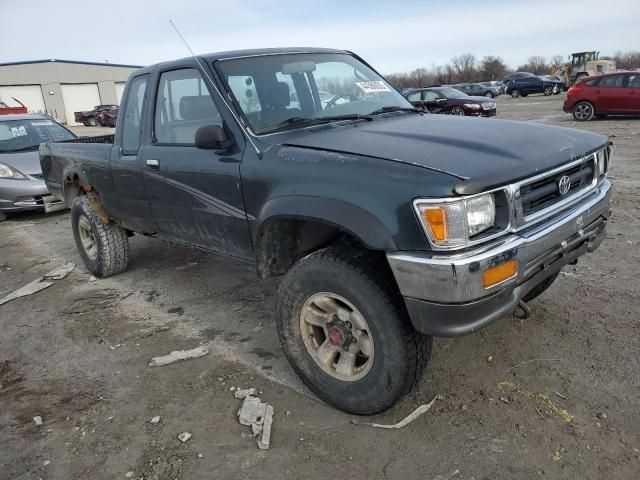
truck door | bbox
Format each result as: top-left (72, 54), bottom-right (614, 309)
top-left (140, 66), bottom-right (253, 260)
top-left (110, 74), bottom-right (157, 233)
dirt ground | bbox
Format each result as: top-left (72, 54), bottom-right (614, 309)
top-left (1, 95), bottom-right (639, 480)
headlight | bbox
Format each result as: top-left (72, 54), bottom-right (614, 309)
top-left (594, 148), bottom-right (609, 178)
top-left (414, 193), bottom-right (496, 247)
top-left (482, 102), bottom-right (496, 110)
top-left (0, 162), bottom-right (27, 180)
top-left (463, 103), bottom-right (481, 110)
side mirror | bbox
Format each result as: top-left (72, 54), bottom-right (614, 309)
top-left (195, 125), bottom-right (233, 150)
top-left (436, 98), bottom-right (447, 104)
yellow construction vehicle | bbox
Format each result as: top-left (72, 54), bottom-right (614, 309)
top-left (551, 51), bottom-right (616, 89)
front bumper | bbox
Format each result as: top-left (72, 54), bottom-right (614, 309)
top-left (387, 179), bottom-right (612, 337)
top-left (0, 176), bottom-right (50, 213)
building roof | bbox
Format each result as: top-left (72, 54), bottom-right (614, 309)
top-left (0, 59), bottom-right (143, 69)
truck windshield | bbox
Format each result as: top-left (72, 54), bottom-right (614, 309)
top-left (0, 118), bottom-right (75, 153)
top-left (216, 53), bottom-right (413, 134)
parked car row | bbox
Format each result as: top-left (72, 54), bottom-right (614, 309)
top-left (73, 104), bottom-right (119, 127)
top-left (405, 86), bottom-right (496, 116)
top-left (503, 72), bottom-right (563, 98)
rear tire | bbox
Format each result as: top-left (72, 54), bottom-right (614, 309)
top-left (572, 101), bottom-right (594, 121)
top-left (71, 195), bottom-right (129, 278)
top-left (485, 92), bottom-right (494, 98)
top-left (511, 89), bottom-right (520, 98)
top-left (275, 244), bottom-right (431, 414)
top-left (88, 117), bottom-right (97, 127)
top-left (544, 86), bottom-right (553, 96)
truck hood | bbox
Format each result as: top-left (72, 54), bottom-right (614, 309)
top-left (0, 149), bottom-right (42, 175)
top-left (277, 114), bottom-right (607, 193)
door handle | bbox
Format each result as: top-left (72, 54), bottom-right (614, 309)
top-left (146, 159), bottom-right (160, 170)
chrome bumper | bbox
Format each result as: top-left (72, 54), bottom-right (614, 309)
top-left (387, 179), bottom-right (612, 336)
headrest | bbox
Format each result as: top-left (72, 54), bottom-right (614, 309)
top-left (267, 82), bottom-right (290, 109)
top-left (179, 96), bottom-right (217, 121)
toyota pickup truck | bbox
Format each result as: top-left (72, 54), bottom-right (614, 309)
top-left (40, 48), bottom-right (612, 414)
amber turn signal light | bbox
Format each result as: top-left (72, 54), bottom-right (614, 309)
top-left (423, 208), bottom-right (447, 241)
top-left (482, 259), bottom-right (518, 288)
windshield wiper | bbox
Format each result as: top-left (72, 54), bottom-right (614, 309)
top-left (369, 106), bottom-right (422, 115)
top-left (258, 114), bottom-right (373, 134)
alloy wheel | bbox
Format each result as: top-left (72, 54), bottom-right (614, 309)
top-left (78, 215), bottom-right (98, 260)
top-left (299, 292), bottom-right (374, 382)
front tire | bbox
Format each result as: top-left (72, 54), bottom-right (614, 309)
top-left (485, 92), bottom-right (494, 98)
top-left (275, 245), bottom-right (431, 414)
top-left (449, 106), bottom-right (465, 116)
top-left (544, 86), bottom-right (553, 96)
top-left (572, 101), bottom-right (594, 121)
top-left (71, 195), bottom-right (129, 278)
top-left (511, 89), bottom-right (520, 98)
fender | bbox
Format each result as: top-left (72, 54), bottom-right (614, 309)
top-left (254, 195), bottom-right (397, 251)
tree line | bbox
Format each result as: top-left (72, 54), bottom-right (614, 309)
top-left (385, 51), bottom-right (640, 88)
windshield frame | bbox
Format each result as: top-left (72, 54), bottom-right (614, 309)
top-left (213, 52), bottom-right (413, 136)
top-left (0, 117), bottom-right (76, 154)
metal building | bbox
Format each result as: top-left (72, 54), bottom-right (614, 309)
top-left (0, 59), bottom-right (142, 125)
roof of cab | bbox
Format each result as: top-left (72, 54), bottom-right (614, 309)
top-left (0, 113), bottom-right (51, 122)
top-left (134, 47), bottom-right (347, 75)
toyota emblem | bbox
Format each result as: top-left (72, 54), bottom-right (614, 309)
top-left (558, 175), bottom-right (571, 195)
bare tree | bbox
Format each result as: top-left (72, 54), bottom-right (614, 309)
top-left (451, 53), bottom-right (477, 82)
top-left (518, 56), bottom-right (549, 75)
top-left (613, 50), bottom-right (640, 69)
top-left (479, 56), bottom-right (508, 80)
top-left (550, 55), bottom-right (566, 67)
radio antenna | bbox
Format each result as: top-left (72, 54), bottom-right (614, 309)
top-left (169, 20), bottom-right (262, 158)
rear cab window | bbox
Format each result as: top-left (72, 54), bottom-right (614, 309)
top-left (121, 75), bottom-right (149, 153)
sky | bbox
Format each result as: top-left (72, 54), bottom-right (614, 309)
top-left (1, 0), bottom-right (638, 74)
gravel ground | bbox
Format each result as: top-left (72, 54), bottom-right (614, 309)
top-left (1, 94), bottom-right (639, 480)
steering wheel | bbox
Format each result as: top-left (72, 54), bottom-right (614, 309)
top-left (324, 93), bottom-right (359, 110)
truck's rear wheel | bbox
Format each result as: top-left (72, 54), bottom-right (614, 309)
top-left (71, 195), bottom-right (129, 278)
top-left (275, 245), bottom-right (431, 414)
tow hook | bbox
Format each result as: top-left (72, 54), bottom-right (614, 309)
top-left (514, 299), bottom-right (532, 319)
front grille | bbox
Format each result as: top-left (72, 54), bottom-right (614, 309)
top-left (519, 159), bottom-right (595, 217)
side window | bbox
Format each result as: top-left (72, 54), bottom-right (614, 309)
top-left (154, 68), bottom-right (222, 145)
top-left (121, 75), bottom-right (148, 153)
top-left (423, 91), bottom-right (440, 101)
top-left (599, 75), bottom-right (624, 88)
top-left (407, 91), bottom-right (422, 102)
top-left (227, 75), bottom-right (261, 115)
top-left (627, 75), bottom-right (640, 88)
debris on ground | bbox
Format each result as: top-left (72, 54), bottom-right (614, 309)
top-left (234, 387), bottom-right (257, 399)
top-left (148, 346), bottom-right (209, 367)
top-left (237, 392), bottom-right (274, 449)
top-left (177, 432), bottom-right (192, 443)
top-left (351, 395), bottom-right (439, 429)
top-left (486, 355), bottom-right (494, 363)
top-left (33, 416), bottom-right (43, 426)
top-left (0, 262), bottom-right (75, 306)
top-left (497, 381), bottom-right (574, 423)
top-left (150, 416), bottom-right (161, 424)
top-left (125, 472), bottom-right (134, 478)
top-left (42, 262), bottom-right (75, 280)
top-left (138, 325), bottom-right (170, 338)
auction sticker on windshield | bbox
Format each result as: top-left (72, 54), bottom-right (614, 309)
top-left (11, 126), bottom-right (27, 137)
top-left (30, 121), bottom-right (55, 126)
top-left (355, 81), bottom-right (391, 94)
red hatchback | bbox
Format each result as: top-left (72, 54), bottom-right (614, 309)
top-left (563, 71), bottom-right (640, 121)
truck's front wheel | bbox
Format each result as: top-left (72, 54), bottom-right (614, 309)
top-left (275, 245), bottom-right (431, 414)
top-left (71, 195), bottom-right (129, 278)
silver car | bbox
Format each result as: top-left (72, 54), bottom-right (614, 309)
top-left (0, 114), bottom-right (76, 220)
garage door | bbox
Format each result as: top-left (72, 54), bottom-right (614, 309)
top-left (61, 83), bottom-right (101, 126)
top-left (0, 85), bottom-right (46, 114)
top-left (115, 82), bottom-right (126, 105)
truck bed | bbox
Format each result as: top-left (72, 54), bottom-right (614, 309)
top-left (40, 136), bottom-right (115, 202)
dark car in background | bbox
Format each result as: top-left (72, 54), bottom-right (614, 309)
top-left (0, 114), bottom-right (74, 220)
top-left (405, 86), bottom-right (496, 116)
top-left (74, 104), bottom-right (119, 126)
top-left (563, 71), bottom-right (640, 121)
top-left (95, 105), bottom-right (118, 127)
top-left (505, 76), bottom-right (556, 98)
top-left (453, 82), bottom-right (498, 98)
